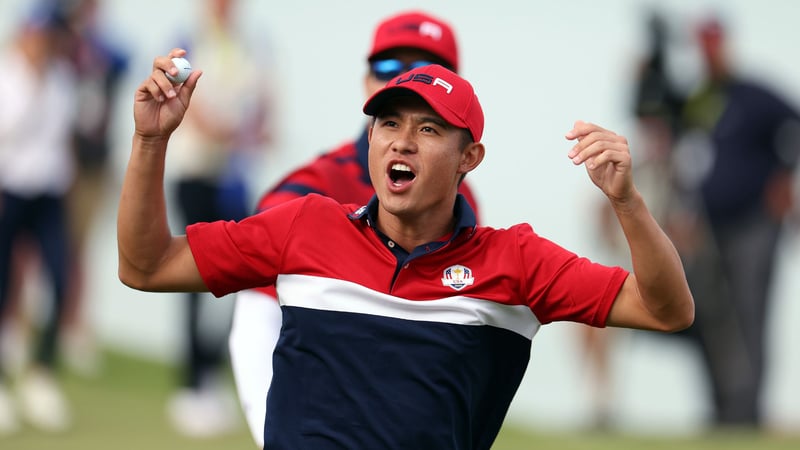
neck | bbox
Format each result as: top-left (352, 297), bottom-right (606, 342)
top-left (376, 205), bottom-right (456, 252)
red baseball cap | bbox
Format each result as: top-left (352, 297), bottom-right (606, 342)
top-left (368, 11), bottom-right (459, 72)
top-left (363, 64), bottom-right (484, 142)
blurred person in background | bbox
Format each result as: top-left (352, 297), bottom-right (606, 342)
top-left (226, 10), bottom-right (482, 447)
top-left (587, 10), bottom-right (688, 429)
top-left (0, 1), bottom-right (78, 434)
top-left (674, 13), bottom-right (800, 429)
top-left (164, 0), bottom-right (276, 438)
top-left (58, 0), bottom-right (130, 377)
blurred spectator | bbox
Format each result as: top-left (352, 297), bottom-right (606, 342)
top-left (673, 14), bottom-right (800, 428)
top-left (163, 0), bottom-right (276, 438)
top-left (0, 1), bottom-right (78, 434)
top-left (586, 11), bottom-right (688, 429)
top-left (576, 324), bottom-right (613, 428)
top-left (59, 0), bottom-right (130, 377)
top-left (626, 11), bottom-right (689, 258)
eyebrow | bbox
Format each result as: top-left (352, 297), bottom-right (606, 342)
top-left (377, 108), bottom-right (451, 130)
top-left (418, 115), bottom-right (450, 130)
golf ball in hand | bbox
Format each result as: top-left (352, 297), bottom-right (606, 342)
top-left (166, 57), bottom-right (192, 84)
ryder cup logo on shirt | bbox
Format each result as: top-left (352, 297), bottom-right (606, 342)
top-left (441, 265), bottom-right (474, 291)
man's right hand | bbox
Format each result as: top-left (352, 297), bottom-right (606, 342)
top-left (133, 48), bottom-right (201, 140)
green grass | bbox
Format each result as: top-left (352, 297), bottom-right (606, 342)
top-left (3, 351), bottom-right (255, 450)
top-left (495, 426), bottom-right (800, 450)
top-left (3, 350), bottom-right (798, 449)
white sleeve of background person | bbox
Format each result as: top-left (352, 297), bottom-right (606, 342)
top-left (229, 289), bottom-right (283, 448)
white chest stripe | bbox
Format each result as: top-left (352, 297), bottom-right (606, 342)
top-left (276, 274), bottom-right (540, 340)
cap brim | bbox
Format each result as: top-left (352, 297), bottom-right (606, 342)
top-left (363, 86), bottom-right (468, 131)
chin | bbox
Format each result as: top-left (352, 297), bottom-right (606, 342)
top-left (380, 196), bottom-right (414, 216)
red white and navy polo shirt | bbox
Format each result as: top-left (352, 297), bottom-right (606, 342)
top-left (186, 193), bottom-right (627, 449)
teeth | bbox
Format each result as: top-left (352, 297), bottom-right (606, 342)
top-left (391, 163), bottom-right (412, 172)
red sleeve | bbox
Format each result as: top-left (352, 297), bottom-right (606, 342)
top-left (186, 197), bottom-right (306, 297)
top-left (515, 224), bottom-right (628, 327)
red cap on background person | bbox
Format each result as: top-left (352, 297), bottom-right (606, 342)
top-left (363, 64), bottom-right (483, 142)
top-left (368, 11), bottom-right (459, 72)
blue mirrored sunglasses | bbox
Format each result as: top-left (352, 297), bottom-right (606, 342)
top-left (370, 59), bottom-right (438, 81)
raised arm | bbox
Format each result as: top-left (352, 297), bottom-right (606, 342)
top-left (565, 121), bottom-right (694, 332)
top-left (117, 49), bottom-right (206, 292)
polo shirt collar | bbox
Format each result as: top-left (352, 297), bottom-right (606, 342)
top-left (349, 193), bottom-right (477, 243)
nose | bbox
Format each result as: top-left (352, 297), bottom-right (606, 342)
top-left (390, 126), bottom-right (418, 154)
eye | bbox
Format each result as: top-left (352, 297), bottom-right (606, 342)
top-left (376, 117), bottom-right (398, 128)
top-left (420, 125), bottom-right (438, 134)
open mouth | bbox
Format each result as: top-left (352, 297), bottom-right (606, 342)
top-left (389, 163), bottom-right (416, 186)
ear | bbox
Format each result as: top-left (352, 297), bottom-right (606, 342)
top-left (458, 141), bottom-right (485, 175)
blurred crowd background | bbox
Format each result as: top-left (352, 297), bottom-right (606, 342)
top-left (0, 0), bottom-right (798, 443)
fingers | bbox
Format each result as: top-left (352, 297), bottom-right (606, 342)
top-left (565, 121), bottom-right (628, 168)
top-left (140, 49), bottom-right (193, 102)
top-left (162, 47), bottom-right (188, 78)
top-left (176, 70), bottom-right (201, 104)
top-left (579, 141), bottom-right (631, 171)
top-left (564, 120), bottom-right (607, 141)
